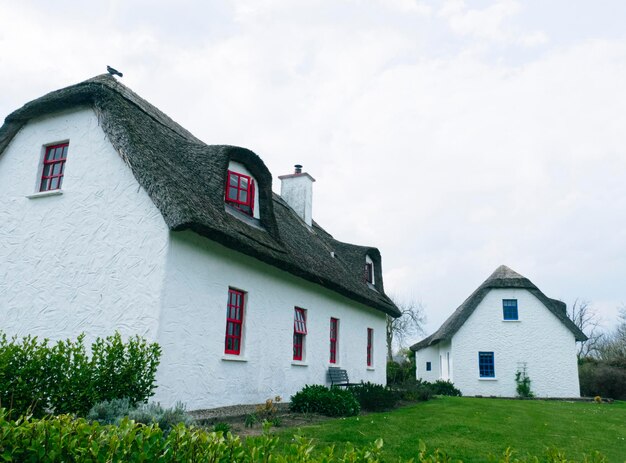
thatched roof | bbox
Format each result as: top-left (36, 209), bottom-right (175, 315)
top-left (410, 265), bottom-right (587, 351)
top-left (0, 74), bottom-right (400, 317)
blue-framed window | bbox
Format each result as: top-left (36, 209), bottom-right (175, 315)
top-left (503, 299), bottom-right (518, 320)
top-left (479, 352), bottom-right (495, 378)
top-left (426, 361), bottom-right (432, 371)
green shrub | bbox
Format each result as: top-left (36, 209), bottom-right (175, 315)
top-left (290, 385), bottom-right (360, 417)
top-left (428, 380), bottom-right (462, 397)
top-left (515, 367), bottom-right (534, 398)
top-left (86, 397), bottom-right (133, 424)
top-left (0, 331), bottom-right (161, 418)
top-left (386, 359), bottom-right (416, 385)
top-left (396, 380), bottom-right (434, 402)
top-left (579, 359), bottom-right (626, 400)
top-left (213, 422), bottom-right (231, 433)
top-left (0, 409), bottom-right (609, 462)
top-left (350, 382), bottom-right (399, 411)
top-left (87, 399), bottom-right (193, 433)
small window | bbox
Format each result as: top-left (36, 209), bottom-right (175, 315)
top-left (503, 299), bottom-right (518, 320)
top-left (225, 170), bottom-right (255, 216)
top-left (293, 307), bottom-right (307, 361)
top-left (365, 262), bottom-right (373, 283)
top-left (225, 288), bottom-right (245, 355)
top-left (426, 361), bottom-right (432, 371)
top-left (479, 351), bottom-right (495, 378)
top-left (40, 143), bottom-right (69, 192)
top-left (329, 317), bottom-right (339, 364)
top-left (366, 328), bottom-right (373, 367)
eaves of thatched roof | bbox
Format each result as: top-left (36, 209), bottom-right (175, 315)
top-left (410, 265), bottom-right (587, 351)
top-left (0, 74), bottom-right (400, 317)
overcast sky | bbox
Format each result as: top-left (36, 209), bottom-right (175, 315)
top-left (2, 0), bottom-right (625, 344)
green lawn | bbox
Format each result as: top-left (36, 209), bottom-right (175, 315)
top-left (276, 397), bottom-right (626, 462)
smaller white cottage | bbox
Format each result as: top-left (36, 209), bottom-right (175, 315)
top-left (411, 265), bottom-right (587, 398)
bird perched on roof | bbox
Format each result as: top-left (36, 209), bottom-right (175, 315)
top-left (107, 66), bottom-right (123, 77)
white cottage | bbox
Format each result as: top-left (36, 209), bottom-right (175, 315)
top-left (411, 265), bottom-right (586, 397)
top-left (0, 74), bottom-right (400, 410)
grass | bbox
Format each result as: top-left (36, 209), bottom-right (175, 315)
top-left (275, 397), bottom-right (626, 462)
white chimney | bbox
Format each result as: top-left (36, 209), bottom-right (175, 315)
top-left (278, 164), bottom-right (315, 226)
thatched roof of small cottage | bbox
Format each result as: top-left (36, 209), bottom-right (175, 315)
top-left (410, 265), bottom-right (587, 350)
top-left (0, 74), bottom-right (400, 317)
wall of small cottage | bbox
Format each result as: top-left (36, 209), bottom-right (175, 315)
top-left (415, 341), bottom-right (451, 383)
top-left (452, 288), bottom-right (580, 397)
top-left (153, 230), bottom-right (388, 410)
top-left (0, 108), bottom-right (170, 344)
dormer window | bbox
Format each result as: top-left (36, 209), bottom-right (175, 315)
top-left (225, 170), bottom-right (255, 216)
top-left (365, 255), bottom-right (375, 285)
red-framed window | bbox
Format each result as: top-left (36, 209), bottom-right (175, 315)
top-left (367, 328), bottom-right (373, 367)
top-left (365, 262), bottom-right (373, 283)
top-left (225, 288), bottom-right (245, 355)
top-left (293, 307), bottom-right (307, 361)
top-left (225, 170), bottom-right (255, 216)
top-left (329, 317), bottom-right (339, 364)
top-left (40, 143), bottom-right (69, 192)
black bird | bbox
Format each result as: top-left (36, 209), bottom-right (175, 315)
top-left (107, 65), bottom-right (123, 77)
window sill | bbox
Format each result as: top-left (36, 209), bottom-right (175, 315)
top-left (291, 361), bottom-right (308, 367)
top-left (366, 367), bottom-right (375, 371)
top-left (479, 377), bottom-right (498, 381)
top-left (26, 190), bottom-right (63, 199)
top-left (222, 355), bottom-right (248, 362)
top-left (502, 319), bottom-right (520, 322)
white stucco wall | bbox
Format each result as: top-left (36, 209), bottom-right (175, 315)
top-left (153, 231), bottom-right (387, 410)
top-left (451, 289), bottom-right (580, 397)
top-left (416, 341), bottom-right (451, 382)
top-left (0, 108), bottom-right (389, 410)
top-left (0, 108), bottom-right (170, 344)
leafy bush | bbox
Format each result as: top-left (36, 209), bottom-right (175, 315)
top-left (387, 359), bottom-right (416, 385)
top-left (579, 359), bottom-right (626, 400)
top-left (213, 422), bottom-right (231, 433)
top-left (515, 367), bottom-right (534, 398)
top-left (86, 397), bottom-right (133, 424)
top-left (350, 382), bottom-right (399, 411)
top-left (0, 409), bottom-right (608, 462)
top-left (87, 399), bottom-right (193, 433)
top-left (428, 380), bottom-right (462, 397)
top-left (290, 385), bottom-right (360, 417)
top-left (395, 380), bottom-right (434, 402)
top-left (0, 331), bottom-right (161, 418)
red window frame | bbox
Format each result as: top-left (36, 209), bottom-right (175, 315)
top-left (365, 262), bottom-right (373, 283)
top-left (40, 143), bottom-right (69, 192)
top-left (329, 317), bottom-right (339, 364)
top-left (367, 328), bottom-right (373, 367)
top-left (293, 307), bottom-right (307, 361)
top-left (225, 288), bottom-right (245, 355)
top-left (225, 170), bottom-right (255, 216)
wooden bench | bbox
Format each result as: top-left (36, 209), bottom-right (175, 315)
top-left (328, 367), bottom-right (361, 387)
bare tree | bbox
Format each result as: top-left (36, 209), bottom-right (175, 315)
top-left (568, 298), bottom-right (603, 359)
top-left (596, 305), bottom-right (626, 362)
top-left (386, 298), bottom-right (426, 361)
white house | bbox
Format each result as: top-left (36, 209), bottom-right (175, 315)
top-left (411, 265), bottom-right (587, 397)
top-left (0, 74), bottom-right (400, 410)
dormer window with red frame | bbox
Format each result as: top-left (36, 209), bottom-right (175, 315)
top-left (40, 143), bottom-right (69, 192)
top-left (225, 170), bottom-right (255, 216)
top-left (293, 307), bottom-right (307, 361)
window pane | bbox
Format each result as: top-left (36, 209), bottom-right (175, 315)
top-left (42, 164), bottom-right (51, 177)
top-left (62, 145), bottom-right (68, 158)
top-left (228, 187), bottom-right (238, 200)
top-left (52, 163), bottom-right (62, 175)
top-left (240, 177), bottom-right (248, 189)
top-left (50, 177), bottom-right (59, 190)
top-left (46, 149), bottom-right (55, 161)
top-left (240, 190), bottom-right (247, 203)
top-left (230, 174), bottom-right (238, 187)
